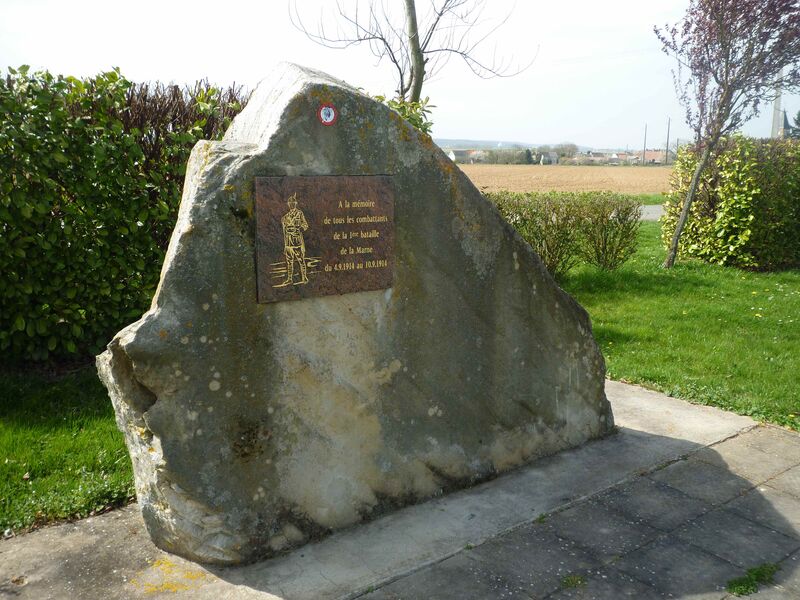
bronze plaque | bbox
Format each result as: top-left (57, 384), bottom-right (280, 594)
top-left (255, 176), bottom-right (395, 303)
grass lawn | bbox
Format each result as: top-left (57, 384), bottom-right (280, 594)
top-left (0, 367), bottom-right (134, 533)
top-left (563, 221), bottom-right (800, 431)
top-left (635, 193), bottom-right (666, 205)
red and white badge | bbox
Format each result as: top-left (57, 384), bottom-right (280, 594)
top-left (317, 103), bottom-right (338, 126)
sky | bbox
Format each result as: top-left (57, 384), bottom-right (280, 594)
top-left (1, 0), bottom-right (798, 150)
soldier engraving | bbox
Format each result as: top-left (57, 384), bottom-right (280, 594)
top-left (275, 193), bottom-right (310, 287)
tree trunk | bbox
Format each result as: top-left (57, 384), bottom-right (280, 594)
top-left (662, 143), bottom-right (714, 268)
top-left (404, 0), bottom-right (425, 103)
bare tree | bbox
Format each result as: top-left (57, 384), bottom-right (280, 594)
top-left (656, 0), bottom-right (800, 268)
top-left (290, 0), bottom-right (528, 103)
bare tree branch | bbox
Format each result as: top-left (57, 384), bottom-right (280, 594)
top-left (290, 0), bottom-right (531, 102)
top-left (655, 0), bottom-right (800, 268)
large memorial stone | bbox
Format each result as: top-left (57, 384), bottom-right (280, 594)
top-left (97, 63), bottom-right (614, 565)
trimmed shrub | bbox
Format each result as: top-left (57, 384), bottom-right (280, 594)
top-left (0, 66), bottom-right (247, 362)
top-left (663, 136), bottom-right (800, 270)
top-left (491, 191), bottom-right (583, 279)
top-left (579, 192), bottom-right (641, 270)
top-left (489, 191), bottom-right (642, 279)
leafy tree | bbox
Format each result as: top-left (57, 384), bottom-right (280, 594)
top-left (291, 0), bottom-right (527, 103)
top-left (371, 94), bottom-right (434, 133)
top-left (554, 143), bottom-right (578, 158)
top-left (656, 0), bottom-right (800, 268)
top-left (790, 109), bottom-right (800, 138)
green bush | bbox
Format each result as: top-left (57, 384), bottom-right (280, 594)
top-left (373, 95), bottom-right (434, 134)
top-left (663, 136), bottom-right (800, 270)
top-left (579, 192), bottom-right (642, 270)
top-left (0, 66), bottom-right (247, 362)
top-left (491, 191), bottom-right (583, 279)
top-left (489, 191), bottom-right (642, 279)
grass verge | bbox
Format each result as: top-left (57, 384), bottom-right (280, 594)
top-left (0, 367), bottom-right (134, 533)
top-left (562, 222), bottom-right (800, 431)
top-left (634, 193), bottom-right (666, 205)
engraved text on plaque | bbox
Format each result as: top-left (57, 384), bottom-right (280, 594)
top-left (255, 176), bottom-right (394, 303)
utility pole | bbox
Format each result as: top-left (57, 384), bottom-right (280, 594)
top-left (771, 71), bottom-right (783, 138)
top-left (665, 117), bottom-right (671, 166)
top-left (642, 124), bottom-right (647, 166)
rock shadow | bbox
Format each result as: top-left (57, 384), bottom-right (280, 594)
top-left (207, 427), bottom-right (800, 599)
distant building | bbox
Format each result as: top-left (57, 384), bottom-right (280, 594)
top-left (587, 151), bottom-right (610, 164)
top-left (448, 150), bottom-right (470, 163)
top-left (468, 150), bottom-right (487, 163)
top-left (641, 150), bottom-right (676, 165)
top-left (568, 149), bottom-right (675, 165)
top-left (540, 151), bottom-right (559, 165)
top-left (609, 152), bottom-right (639, 165)
top-left (776, 110), bottom-right (792, 139)
top-left (571, 150), bottom-right (625, 165)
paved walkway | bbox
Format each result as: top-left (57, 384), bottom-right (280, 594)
top-left (640, 204), bottom-right (665, 221)
top-left (2, 382), bottom-right (799, 600)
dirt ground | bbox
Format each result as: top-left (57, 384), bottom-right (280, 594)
top-left (459, 164), bottom-right (673, 195)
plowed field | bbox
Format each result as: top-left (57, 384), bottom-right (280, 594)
top-left (459, 164), bottom-right (672, 194)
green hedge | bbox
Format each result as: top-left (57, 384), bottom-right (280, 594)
top-left (663, 136), bottom-right (800, 270)
top-left (488, 191), bottom-right (642, 279)
top-left (0, 67), bottom-right (247, 362)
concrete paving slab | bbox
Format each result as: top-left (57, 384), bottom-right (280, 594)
top-left (648, 458), bottom-right (755, 504)
top-left (771, 550), bottom-right (800, 594)
top-left (614, 534), bottom-right (741, 599)
top-left (673, 508), bottom-right (800, 568)
top-left (693, 433), bottom-right (800, 482)
top-left (741, 426), bottom-right (800, 458)
top-left (745, 585), bottom-right (800, 599)
top-left (640, 205), bottom-right (665, 222)
top-left (361, 552), bottom-right (533, 600)
top-left (0, 506), bottom-right (160, 600)
top-left (768, 466), bottom-right (800, 500)
top-left (0, 381), bottom-right (762, 600)
top-left (604, 380), bottom-right (754, 444)
top-left (541, 501), bottom-right (660, 563)
top-left (465, 524), bottom-right (601, 598)
top-left (594, 477), bottom-right (711, 532)
top-left (546, 567), bottom-right (661, 599)
top-left (744, 552), bottom-right (800, 598)
top-left (727, 485), bottom-right (800, 539)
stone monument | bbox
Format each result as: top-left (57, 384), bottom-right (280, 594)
top-left (97, 63), bottom-right (614, 565)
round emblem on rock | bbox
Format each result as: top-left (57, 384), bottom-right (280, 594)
top-left (317, 104), bottom-right (338, 126)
